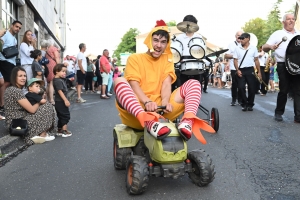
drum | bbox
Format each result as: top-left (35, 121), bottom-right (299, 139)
top-left (180, 60), bottom-right (204, 75)
top-left (171, 39), bottom-right (183, 64)
top-left (188, 37), bottom-right (206, 59)
top-left (285, 35), bottom-right (300, 75)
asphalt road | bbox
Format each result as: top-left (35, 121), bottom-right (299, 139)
top-left (0, 87), bottom-right (299, 200)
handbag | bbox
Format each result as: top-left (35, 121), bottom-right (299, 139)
top-left (2, 46), bottom-right (19, 59)
top-left (9, 119), bottom-right (29, 136)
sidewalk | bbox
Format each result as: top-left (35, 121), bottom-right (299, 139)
top-left (0, 90), bottom-right (76, 157)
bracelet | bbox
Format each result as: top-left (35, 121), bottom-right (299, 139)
top-left (144, 101), bottom-right (152, 106)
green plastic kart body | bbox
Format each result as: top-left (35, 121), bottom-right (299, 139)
top-left (113, 120), bottom-right (187, 164)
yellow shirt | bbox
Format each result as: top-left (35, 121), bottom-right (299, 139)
top-left (125, 53), bottom-right (176, 103)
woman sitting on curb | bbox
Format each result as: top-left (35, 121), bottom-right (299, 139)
top-left (4, 67), bottom-right (57, 145)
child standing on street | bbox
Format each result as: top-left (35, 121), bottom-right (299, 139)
top-left (53, 64), bottom-right (72, 137)
top-left (269, 59), bottom-right (275, 93)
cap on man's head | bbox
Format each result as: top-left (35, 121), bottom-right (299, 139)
top-left (27, 78), bottom-right (44, 87)
top-left (238, 33), bottom-right (250, 39)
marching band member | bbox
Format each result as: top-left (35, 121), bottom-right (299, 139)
top-left (175, 15), bottom-right (209, 92)
top-left (233, 33), bottom-right (261, 111)
top-left (258, 46), bottom-right (269, 96)
top-left (262, 13), bottom-right (300, 123)
top-left (225, 31), bottom-right (243, 106)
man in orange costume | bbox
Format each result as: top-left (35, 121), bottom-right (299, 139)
top-left (114, 20), bottom-right (214, 143)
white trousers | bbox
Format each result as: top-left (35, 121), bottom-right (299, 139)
top-left (22, 64), bottom-right (33, 81)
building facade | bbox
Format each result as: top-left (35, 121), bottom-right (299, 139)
top-left (1, 0), bottom-right (67, 55)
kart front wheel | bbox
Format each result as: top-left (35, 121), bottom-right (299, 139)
top-left (188, 149), bottom-right (215, 187)
top-left (126, 155), bottom-right (149, 195)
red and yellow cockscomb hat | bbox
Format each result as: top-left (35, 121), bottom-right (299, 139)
top-left (143, 20), bottom-right (173, 62)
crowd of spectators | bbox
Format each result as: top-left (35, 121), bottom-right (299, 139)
top-left (0, 20), bottom-right (75, 144)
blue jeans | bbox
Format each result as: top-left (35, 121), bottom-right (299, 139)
top-left (107, 72), bottom-right (113, 93)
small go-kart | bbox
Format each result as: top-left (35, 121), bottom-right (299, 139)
top-left (113, 106), bottom-right (219, 195)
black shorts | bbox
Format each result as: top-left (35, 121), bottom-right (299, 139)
top-left (97, 74), bottom-right (102, 85)
top-left (0, 60), bottom-right (16, 82)
top-left (76, 70), bottom-right (86, 85)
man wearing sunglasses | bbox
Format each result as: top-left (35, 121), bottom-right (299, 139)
top-left (233, 33), bottom-right (261, 111)
top-left (225, 31), bottom-right (243, 106)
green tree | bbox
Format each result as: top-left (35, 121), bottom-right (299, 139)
top-left (166, 20), bottom-right (177, 27)
top-left (113, 28), bottom-right (140, 65)
top-left (263, 0), bottom-right (282, 42)
top-left (242, 0), bottom-right (283, 48)
top-left (242, 18), bottom-right (266, 48)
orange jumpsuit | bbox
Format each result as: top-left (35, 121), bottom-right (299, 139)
top-left (116, 53), bottom-right (185, 129)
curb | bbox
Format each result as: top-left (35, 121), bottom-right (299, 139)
top-left (0, 89), bottom-right (77, 163)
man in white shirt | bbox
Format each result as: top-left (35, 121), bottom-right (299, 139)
top-left (263, 13), bottom-right (300, 122)
top-left (258, 46), bottom-right (269, 95)
top-left (75, 43), bottom-right (87, 103)
top-left (233, 33), bottom-right (261, 111)
top-left (65, 55), bottom-right (75, 74)
top-left (225, 31), bottom-right (243, 106)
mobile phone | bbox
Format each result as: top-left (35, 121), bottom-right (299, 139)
top-left (32, 33), bottom-right (36, 39)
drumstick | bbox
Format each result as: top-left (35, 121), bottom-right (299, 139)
top-left (276, 36), bottom-right (288, 47)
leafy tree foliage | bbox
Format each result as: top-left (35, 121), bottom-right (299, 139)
top-left (242, 0), bottom-right (284, 48)
top-left (167, 21), bottom-right (177, 27)
top-left (113, 28), bottom-right (140, 65)
top-left (242, 18), bottom-right (266, 48)
top-left (263, 0), bottom-right (283, 42)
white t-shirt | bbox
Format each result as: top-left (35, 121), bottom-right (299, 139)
top-left (65, 60), bottom-right (74, 73)
top-left (176, 33), bottom-right (204, 57)
top-left (226, 41), bottom-right (240, 70)
top-left (258, 52), bottom-right (268, 66)
top-left (20, 42), bottom-right (34, 65)
top-left (233, 45), bottom-right (259, 68)
top-left (266, 29), bottom-right (299, 62)
top-left (75, 52), bottom-right (87, 71)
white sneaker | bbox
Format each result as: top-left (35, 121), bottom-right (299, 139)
top-left (107, 93), bottom-right (113, 96)
top-left (96, 91), bottom-right (101, 94)
top-left (45, 135), bottom-right (55, 142)
top-left (76, 98), bottom-right (86, 103)
top-left (30, 136), bottom-right (46, 144)
top-left (62, 130), bottom-right (72, 138)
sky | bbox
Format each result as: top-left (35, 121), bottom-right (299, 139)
top-left (64, 0), bottom-right (297, 57)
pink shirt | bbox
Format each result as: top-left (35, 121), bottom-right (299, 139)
top-left (100, 56), bottom-right (111, 73)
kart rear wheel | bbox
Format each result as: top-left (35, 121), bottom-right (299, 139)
top-left (113, 134), bottom-right (132, 170)
top-left (211, 107), bottom-right (219, 132)
top-left (188, 149), bottom-right (215, 187)
top-left (126, 155), bottom-right (149, 195)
